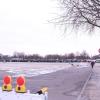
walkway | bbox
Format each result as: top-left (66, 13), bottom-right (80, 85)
top-left (81, 63), bottom-right (100, 100)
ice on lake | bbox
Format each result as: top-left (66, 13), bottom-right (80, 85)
top-left (0, 62), bottom-right (90, 77)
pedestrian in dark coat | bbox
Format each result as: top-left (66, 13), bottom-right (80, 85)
top-left (91, 61), bottom-right (95, 68)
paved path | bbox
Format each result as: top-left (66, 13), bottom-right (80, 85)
top-left (81, 63), bottom-right (100, 100)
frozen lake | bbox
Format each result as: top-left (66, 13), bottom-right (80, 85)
top-left (0, 62), bottom-right (90, 77)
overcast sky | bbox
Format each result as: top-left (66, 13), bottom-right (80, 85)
top-left (0, 0), bottom-right (100, 56)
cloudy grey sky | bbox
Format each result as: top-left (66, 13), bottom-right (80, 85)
top-left (0, 0), bottom-right (100, 56)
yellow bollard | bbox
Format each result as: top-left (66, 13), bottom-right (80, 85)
top-left (2, 75), bottom-right (12, 91)
top-left (15, 76), bottom-right (26, 93)
top-left (37, 87), bottom-right (48, 95)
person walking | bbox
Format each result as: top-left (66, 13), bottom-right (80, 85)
top-left (91, 61), bottom-right (95, 69)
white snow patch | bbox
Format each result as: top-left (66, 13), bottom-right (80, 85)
top-left (0, 88), bottom-right (48, 100)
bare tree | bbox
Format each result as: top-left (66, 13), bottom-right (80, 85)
top-left (80, 50), bottom-right (90, 59)
top-left (67, 53), bottom-right (75, 59)
top-left (56, 0), bottom-right (100, 32)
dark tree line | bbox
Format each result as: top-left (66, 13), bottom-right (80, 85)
top-left (0, 51), bottom-right (90, 62)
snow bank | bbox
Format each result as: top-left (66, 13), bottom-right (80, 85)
top-left (0, 88), bottom-right (48, 100)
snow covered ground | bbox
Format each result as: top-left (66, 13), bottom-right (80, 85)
top-left (0, 62), bottom-right (91, 100)
top-left (0, 88), bottom-right (48, 100)
top-left (0, 62), bottom-right (90, 77)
